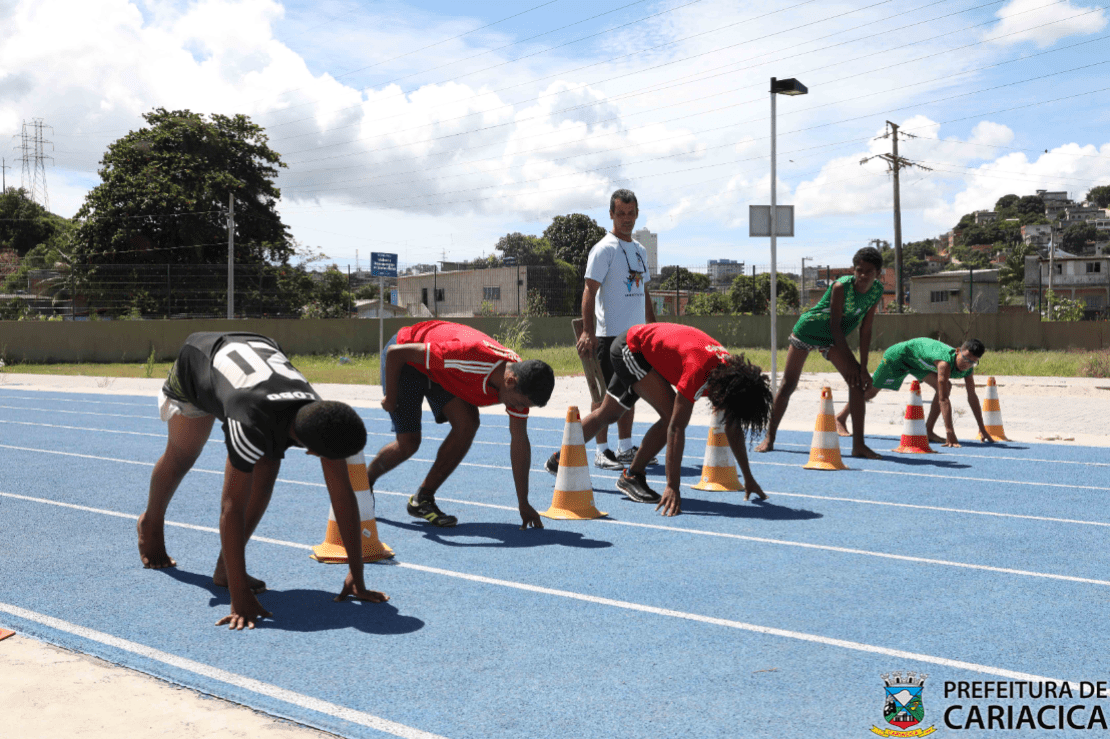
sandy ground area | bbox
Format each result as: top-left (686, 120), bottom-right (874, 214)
top-left (2, 370), bottom-right (1109, 738)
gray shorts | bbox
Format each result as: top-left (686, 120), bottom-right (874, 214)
top-left (788, 333), bottom-right (831, 359)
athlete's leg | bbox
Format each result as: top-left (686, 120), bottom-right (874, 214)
top-left (826, 344), bottom-right (880, 459)
top-left (626, 370), bottom-right (675, 475)
top-left (139, 413), bottom-right (215, 568)
top-left (419, 398), bottom-right (480, 493)
top-left (756, 343), bottom-right (809, 452)
top-left (919, 373), bottom-right (946, 442)
top-left (213, 456), bottom-right (279, 593)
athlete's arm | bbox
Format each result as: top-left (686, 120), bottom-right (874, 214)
top-left (578, 279), bottom-right (602, 359)
top-left (725, 419), bottom-right (765, 501)
top-left (215, 461), bottom-right (271, 630)
top-left (644, 287), bottom-right (656, 324)
top-left (509, 415), bottom-right (543, 529)
top-left (381, 343), bottom-right (426, 413)
top-left (657, 393), bottom-right (694, 517)
top-left (935, 360), bottom-right (959, 447)
top-left (321, 457), bottom-right (389, 603)
top-left (964, 375), bottom-right (993, 443)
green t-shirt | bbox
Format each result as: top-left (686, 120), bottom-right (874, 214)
top-left (884, 337), bottom-right (974, 381)
top-left (792, 275), bottom-right (884, 346)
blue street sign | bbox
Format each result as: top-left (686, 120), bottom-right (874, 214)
top-left (371, 252), bottom-right (398, 277)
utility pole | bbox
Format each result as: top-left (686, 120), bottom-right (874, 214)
top-left (13, 119), bottom-right (54, 209)
top-left (861, 122), bottom-right (931, 313)
top-left (227, 193), bottom-right (235, 319)
top-left (800, 256), bottom-right (812, 308)
top-left (1, 157), bottom-right (9, 192)
top-left (1047, 225), bottom-right (1055, 320)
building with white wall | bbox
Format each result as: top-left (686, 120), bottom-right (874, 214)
top-left (632, 228), bottom-right (658, 276)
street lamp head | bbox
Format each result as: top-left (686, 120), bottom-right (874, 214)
top-left (771, 77), bottom-right (807, 96)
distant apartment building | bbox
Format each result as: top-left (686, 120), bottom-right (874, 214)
top-left (1024, 252), bottom-right (1110, 313)
top-left (973, 210), bottom-right (998, 224)
top-left (909, 269), bottom-right (999, 314)
top-left (632, 228), bottom-right (658, 276)
top-left (1022, 224), bottom-right (1053, 248)
top-left (707, 258), bottom-right (744, 286)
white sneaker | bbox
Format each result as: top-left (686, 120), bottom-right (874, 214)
top-left (617, 445), bottom-right (659, 466)
top-left (593, 449), bottom-right (624, 470)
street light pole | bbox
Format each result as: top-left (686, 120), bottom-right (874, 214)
top-left (768, 76), bottom-right (807, 395)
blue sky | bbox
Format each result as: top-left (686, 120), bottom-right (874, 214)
top-left (2, 0), bottom-right (1108, 273)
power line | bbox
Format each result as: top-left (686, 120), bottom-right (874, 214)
top-left (13, 119), bottom-right (53, 211)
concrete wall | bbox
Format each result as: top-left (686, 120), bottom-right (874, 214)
top-left (2, 313), bottom-right (1109, 364)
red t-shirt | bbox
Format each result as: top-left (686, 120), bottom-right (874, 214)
top-left (397, 321), bottom-right (529, 418)
top-left (626, 323), bottom-right (731, 403)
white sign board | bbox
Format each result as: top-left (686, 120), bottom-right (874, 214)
top-left (749, 205), bottom-right (795, 237)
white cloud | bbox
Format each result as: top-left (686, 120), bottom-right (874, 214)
top-left (987, 0), bottom-right (1108, 48)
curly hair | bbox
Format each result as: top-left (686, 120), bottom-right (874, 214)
top-left (293, 401), bottom-right (367, 460)
top-left (703, 355), bottom-right (773, 438)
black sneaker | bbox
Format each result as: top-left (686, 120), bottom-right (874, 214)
top-left (544, 451), bottom-right (560, 476)
top-left (594, 449), bottom-right (624, 470)
top-left (617, 445), bottom-right (659, 466)
top-left (616, 470), bottom-right (661, 504)
top-left (406, 495), bottom-right (458, 527)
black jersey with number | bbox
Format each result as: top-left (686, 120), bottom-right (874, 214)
top-left (163, 332), bottom-right (319, 472)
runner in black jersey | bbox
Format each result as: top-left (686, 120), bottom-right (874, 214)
top-left (139, 332), bottom-right (388, 630)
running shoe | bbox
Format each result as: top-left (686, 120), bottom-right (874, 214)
top-left (615, 470), bottom-right (661, 504)
top-left (406, 495), bottom-right (458, 527)
top-left (617, 445), bottom-right (659, 466)
top-left (594, 449), bottom-right (624, 470)
top-left (544, 451), bottom-right (560, 476)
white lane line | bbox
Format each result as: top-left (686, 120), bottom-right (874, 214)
top-left (0, 418), bottom-right (219, 442)
top-left (0, 603), bottom-right (446, 739)
top-left (0, 404), bottom-right (158, 420)
top-left (0, 512), bottom-right (1069, 687)
top-left (772, 442), bottom-right (1110, 467)
top-left (0, 393), bottom-right (152, 408)
top-left (7, 490), bottom-right (1110, 589)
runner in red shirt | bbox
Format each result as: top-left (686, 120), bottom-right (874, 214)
top-left (369, 321), bottom-right (555, 528)
top-left (546, 323), bottom-right (772, 515)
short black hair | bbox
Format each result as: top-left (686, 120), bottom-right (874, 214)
top-left (704, 355), bottom-right (773, 438)
top-left (853, 246), bottom-right (884, 272)
top-left (609, 189), bottom-right (638, 213)
top-left (510, 359), bottom-right (555, 407)
top-left (293, 401), bottom-right (367, 460)
top-left (961, 338), bottom-right (986, 358)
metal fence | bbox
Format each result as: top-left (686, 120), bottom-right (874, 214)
top-left (1, 259), bottom-right (816, 320)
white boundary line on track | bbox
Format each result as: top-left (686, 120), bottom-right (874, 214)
top-left (0, 393), bottom-right (151, 407)
top-left (0, 496), bottom-right (1072, 687)
top-left (0, 602), bottom-right (446, 739)
top-left (6, 488), bottom-right (1110, 589)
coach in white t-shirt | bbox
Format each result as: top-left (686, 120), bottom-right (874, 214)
top-left (576, 189), bottom-right (656, 470)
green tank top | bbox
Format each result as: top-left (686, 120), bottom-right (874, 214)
top-left (888, 337), bottom-right (975, 381)
top-left (792, 275), bottom-right (884, 346)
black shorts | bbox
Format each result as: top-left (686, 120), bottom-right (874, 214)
top-left (606, 331), bottom-right (652, 410)
top-left (381, 334), bottom-right (455, 434)
top-left (596, 335), bottom-right (619, 384)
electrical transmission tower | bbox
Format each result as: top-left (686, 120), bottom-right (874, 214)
top-left (13, 118), bottom-right (54, 210)
top-left (861, 121), bottom-right (932, 313)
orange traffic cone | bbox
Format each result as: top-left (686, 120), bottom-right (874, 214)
top-left (804, 387), bottom-right (849, 470)
top-left (310, 450), bottom-right (395, 563)
top-left (979, 377), bottom-right (1010, 441)
top-left (892, 380), bottom-right (936, 454)
top-left (691, 410), bottom-right (741, 491)
top-left (541, 406), bottom-right (607, 520)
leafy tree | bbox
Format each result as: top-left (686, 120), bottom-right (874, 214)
top-left (994, 194), bottom-right (1019, 212)
top-left (300, 265), bottom-right (352, 318)
top-left (657, 266), bottom-right (711, 291)
top-left (0, 188), bottom-right (72, 257)
top-left (72, 108), bottom-right (294, 315)
top-left (684, 291), bottom-right (731, 316)
top-left (1017, 195), bottom-right (1046, 220)
top-left (543, 214), bottom-right (606, 274)
top-left (877, 238), bottom-right (938, 280)
top-left (1060, 222), bottom-right (1099, 252)
top-left (728, 273), bottom-right (798, 314)
top-left (1086, 185), bottom-right (1110, 208)
top-left (353, 283), bottom-right (380, 301)
top-left (1043, 290), bottom-right (1086, 321)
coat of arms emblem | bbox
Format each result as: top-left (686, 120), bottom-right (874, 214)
top-left (871, 671), bottom-right (936, 737)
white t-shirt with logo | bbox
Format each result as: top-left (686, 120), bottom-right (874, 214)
top-left (584, 232), bottom-right (652, 337)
